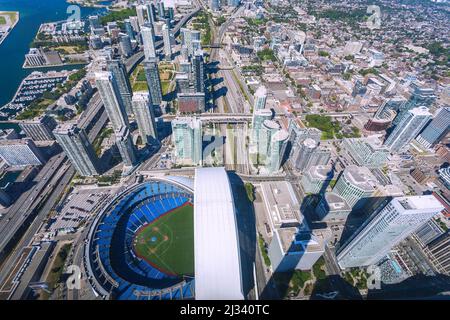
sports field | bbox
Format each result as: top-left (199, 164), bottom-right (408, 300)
top-left (133, 203), bottom-right (194, 276)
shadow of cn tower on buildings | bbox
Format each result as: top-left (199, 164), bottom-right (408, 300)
top-left (228, 172), bottom-right (256, 299)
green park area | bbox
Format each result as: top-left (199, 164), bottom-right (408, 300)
top-left (304, 114), bottom-right (362, 140)
top-left (0, 11), bottom-right (18, 25)
top-left (130, 65), bottom-right (148, 92)
top-left (40, 243), bottom-right (72, 300)
top-left (191, 11), bottom-right (212, 46)
top-left (100, 8), bottom-right (137, 25)
top-left (257, 48), bottom-right (276, 62)
top-left (305, 114), bottom-right (341, 140)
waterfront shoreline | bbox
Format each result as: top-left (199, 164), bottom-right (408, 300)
top-left (0, 11), bottom-right (20, 46)
top-left (66, 0), bottom-right (109, 8)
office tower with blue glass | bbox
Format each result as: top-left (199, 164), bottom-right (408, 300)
top-left (143, 57), bottom-right (163, 106)
top-left (95, 71), bottom-right (130, 131)
top-left (162, 23), bottom-right (172, 60)
top-left (124, 19), bottom-right (135, 40)
top-left (384, 106), bottom-right (432, 153)
top-left (193, 50), bottom-right (205, 93)
top-left (145, 3), bottom-right (156, 25)
top-left (53, 123), bottom-right (100, 176)
top-left (415, 107), bottom-right (450, 149)
top-left (115, 126), bottom-right (137, 168)
top-left (131, 92), bottom-right (158, 144)
top-left (172, 117), bottom-right (203, 166)
top-left (254, 86), bottom-right (267, 111)
top-left (106, 59), bottom-right (134, 114)
top-left (119, 34), bottom-right (133, 57)
top-left (337, 195), bottom-right (444, 269)
top-left (394, 81), bottom-right (436, 125)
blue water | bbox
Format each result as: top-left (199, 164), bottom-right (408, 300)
top-left (0, 0), bottom-right (106, 108)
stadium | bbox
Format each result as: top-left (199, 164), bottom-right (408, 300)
top-left (85, 176), bottom-right (196, 300)
top-left (85, 168), bottom-right (244, 300)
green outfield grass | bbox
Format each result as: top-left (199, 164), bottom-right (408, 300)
top-left (133, 203), bottom-right (194, 276)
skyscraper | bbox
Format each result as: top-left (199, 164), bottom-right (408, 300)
top-left (257, 120), bottom-right (279, 164)
top-left (254, 86), bottom-right (267, 111)
top-left (145, 3), bottom-right (156, 25)
top-left (332, 165), bottom-right (377, 209)
top-left (129, 16), bottom-right (140, 33)
top-left (342, 137), bottom-right (389, 168)
top-left (143, 57), bottom-right (163, 106)
top-left (172, 117), bottom-right (202, 165)
top-left (267, 129), bottom-right (289, 173)
top-left (252, 109), bottom-right (273, 143)
top-left (162, 23), bottom-right (172, 60)
top-left (415, 107), bottom-right (450, 149)
top-left (53, 123), bottom-right (100, 176)
top-left (131, 92), bottom-right (158, 144)
top-left (179, 60), bottom-right (191, 78)
top-left (337, 195), bottom-right (444, 269)
top-left (18, 115), bottom-right (57, 141)
top-left (95, 71), bottom-right (129, 131)
top-left (124, 19), bottom-right (135, 40)
top-left (384, 106), bottom-right (432, 153)
top-left (193, 50), bottom-right (205, 93)
top-left (88, 15), bottom-right (101, 31)
top-left (394, 81), bottom-right (436, 125)
top-left (292, 138), bottom-right (330, 172)
top-left (115, 126), bottom-right (137, 167)
top-left (181, 28), bottom-right (201, 57)
top-left (107, 59), bottom-right (133, 114)
top-left (0, 139), bottom-right (46, 167)
top-left (158, 1), bottom-right (165, 18)
top-left (210, 0), bottom-right (220, 11)
top-left (136, 5), bottom-right (146, 27)
top-left (141, 23), bottom-right (156, 59)
top-left (175, 73), bottom-right (190, 93)
top-left (119, 34), bottom-right (133, 58)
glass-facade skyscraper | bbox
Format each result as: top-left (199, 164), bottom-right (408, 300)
top-left (143, 57), bottom-right (163, 106)
top-left (337, 195), bottom-right (444, 269)
top-left (384, 106), bottom-right (432, 153)
top-left (415, 107), bottom-right (450, 149)
top-left (95, 71), bottom-right (130, 132)
top-left (171, 117), bottom-right (202, 166)
top-left (53, 123), bottom-right (100, 177)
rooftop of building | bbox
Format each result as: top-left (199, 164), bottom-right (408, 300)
top-left (277, 226), bottom-right (330, 254)
top-left (271, 129), bottom-right (289, 142)
top-left (323, 192), bottom-right (351, 212)
top-left (308, 165), bottom-right (334, 180)
top-left (263, 119), bottom-right (280, 130)
top-left (395, 195), bottom-right (444, 211)
top-left (342, 165), bottom-right (378, 191)
top-left (260, 181), bottom-right (303, 228)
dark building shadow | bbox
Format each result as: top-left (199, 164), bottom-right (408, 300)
top-left (227, 172), bottom-right (257, 299)
top-left (210, 77), bottom-right (224, 87)
top-left (310, 275), bottom-right (363, 300)
top-left (206, 61), bottom-right (220, 75)
top-left (213, 86), bottom-right (228, 100)
top-left (260, 231), bottom-right (313, 299)
top-left (163, 90), bottom-right (177, 102)
top-left (366, 274), bottom-right (450, 300)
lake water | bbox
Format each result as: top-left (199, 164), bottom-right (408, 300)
top-left (0, 0), bottom-right (106, 109)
